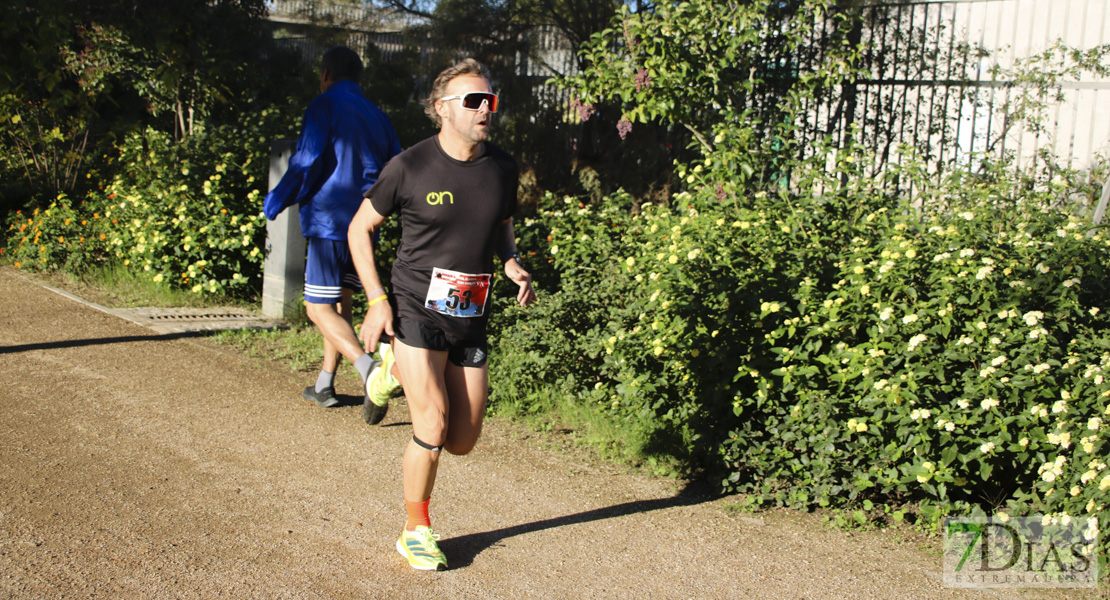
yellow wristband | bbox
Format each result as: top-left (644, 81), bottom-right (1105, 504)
top-left (368, 294), bottom-right (389, 308)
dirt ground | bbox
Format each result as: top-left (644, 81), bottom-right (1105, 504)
top-left (0, 265), bottom-right (1103, 600)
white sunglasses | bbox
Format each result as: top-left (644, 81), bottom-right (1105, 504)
top-left (439, 92), bottom-right (499, 112)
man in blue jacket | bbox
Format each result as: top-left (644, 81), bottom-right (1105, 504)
top-left (263, 46), bottom-right (402, 411)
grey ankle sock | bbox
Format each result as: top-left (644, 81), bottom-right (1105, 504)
top-left (315, 370), bottom-right (336, 393)
top-left (355, 354), bottom-right (374, 382)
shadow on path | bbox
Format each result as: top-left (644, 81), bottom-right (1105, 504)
top-left (0, 331), bottom-right (212, 354)
top-left (439, 482), bottom-right (718, 568)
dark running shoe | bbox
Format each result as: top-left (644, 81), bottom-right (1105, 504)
top-left (303, 385), bottom-right (340, 408)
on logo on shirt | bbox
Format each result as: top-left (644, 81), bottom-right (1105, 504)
top-left (426, 191), bottom-right (454, 205)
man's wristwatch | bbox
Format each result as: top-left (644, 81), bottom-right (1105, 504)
top-left (505, 251), bottom-right (522, 265)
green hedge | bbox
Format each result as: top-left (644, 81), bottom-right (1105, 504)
top-left (4, 102), bottom-right (299, 298)
top-left (488, 150), bottom-right (1108, 559)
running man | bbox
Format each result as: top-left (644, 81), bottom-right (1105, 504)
top-left (347, 58), bottom-right (537, 571)
top-left (263, 46), bottom-right (403, 414)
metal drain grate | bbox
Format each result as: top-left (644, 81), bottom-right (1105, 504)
top-left (112, 307), bottom-right (285, 333)
top-left (142, 311), bottom-right (257, 321)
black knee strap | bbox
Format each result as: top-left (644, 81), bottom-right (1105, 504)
top-left (413, 434), bottom-right (443, 452)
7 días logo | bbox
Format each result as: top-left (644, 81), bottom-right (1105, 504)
top-left (943, 517), bottom-right (1097, 589)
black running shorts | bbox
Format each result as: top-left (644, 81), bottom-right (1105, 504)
top-left (394, 316), bottom-right (488, 368)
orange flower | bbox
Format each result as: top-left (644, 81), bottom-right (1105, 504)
top-left (79, 237), bottom-right (85, 242)
top-left (81, 220), bottom-right (87, 226)
top-left (108, 193), bottom-right (116, 199)
top-left (221, 209), bottom-right (228, 214)
top-left (99, 233), bottom-right (106, 240)
top-left (14, 262), bottom-right (21, 268)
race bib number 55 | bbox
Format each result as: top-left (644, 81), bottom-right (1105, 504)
top-left (424, 267), bottom-right (491, 318)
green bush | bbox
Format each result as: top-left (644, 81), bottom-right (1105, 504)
top-left (5, 101), bottom-right (300, 298)
top-left (488, 144), bottom-right (1109, 562)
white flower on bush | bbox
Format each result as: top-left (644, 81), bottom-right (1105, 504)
top-left (1047, 431), bottom-right (1072, 449)
top-left (907, 334), bottom-right (928, 352)
top-left (980, 442), bottom-right (996, 454)
top-left (1019, 437), bottom-right (1029, 447)
top-left (1063, 278), bottom-right (1081, 287)
top-left (976, 266), bottom-right (994, 280)
top-left (1089, 417), bottom-right (1103, 431)
top-left (1081, 436), bottom-right (1095, 453)
top-left (1030, 362), bottom-right (1051, 374)
top-left (910, 408), bottom-right (932, 420)
top-left (879, 261), bottom-right (894, 274)
top-left (960, 248), bottom-right (976, 258)
top-left (1082, 470), bottom-right (1098, 484)
top-left (1091, 307), bottom-right (1101, 317)
top-left (958, 211), bottom-right (975, 220)
top-left (1023, 311), bottom-right (1044, 326)
top-left (1036, 263), bottom-right (1051, 274)
top-left (902, 313), bottom-right (918, 324)
top-left (933, 252), bottom-right (951, 262)
top-left (958, 335), bottom-right (974, 346)
top-left (979, 366), bottom-right (996, 378)
top-left (976, 321), bottom-right (988, 330)
top-left (980, 398), bottom-right (1000, 410)
top-left (990, 355), bottom-right (1007, 367)
top-left (879, 307), bottom-right (894, 321)
top-left (1053, 398), bottom-right (1068, 414)
top-left (873, 379), bottom-right (889, 391)
top-left (1029, 327), bottom-right (1048, 340)
top-left (1030, 404), bottom-right (1049, 419)
top-left (957, 399), bottom-right (970, 410)
top-left (1102, 476), bottom-right (1110, 491)
top-left (1084, 517), bottom-right (1100, 542)
top-left (1040, 456), bottom-right (1067, 482)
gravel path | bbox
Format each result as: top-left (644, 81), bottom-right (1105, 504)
top-left (0, 266), bottom-right (1100, 599)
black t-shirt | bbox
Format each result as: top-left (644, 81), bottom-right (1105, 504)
top-left (366, 136), bottom-right (519, 340)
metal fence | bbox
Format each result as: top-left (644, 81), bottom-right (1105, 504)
top-left (264, 0), bottom-right (1110, 179)
top-left (811, 0), bottom-right (1110, 175)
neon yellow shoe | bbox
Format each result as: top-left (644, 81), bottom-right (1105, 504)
top-left (396, 525), bottom-right (447, 571)
top-left (363, 342), bottom-right (401, 425)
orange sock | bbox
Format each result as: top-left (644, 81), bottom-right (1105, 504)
top-left (405, 498), bottom-right (431, 530)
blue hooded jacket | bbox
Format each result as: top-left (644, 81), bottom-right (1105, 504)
top-left (263, 80), bottom-right (401, 240)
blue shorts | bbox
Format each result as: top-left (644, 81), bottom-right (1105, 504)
top-left (304, 238), bottom-right (361, 304)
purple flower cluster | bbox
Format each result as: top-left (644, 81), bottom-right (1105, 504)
top-left (617, 119), bottom-right (633, 140)
top-left (571, 96), bottom-right (594, 122)
top-left (634, 69), bottom-right (652, 93)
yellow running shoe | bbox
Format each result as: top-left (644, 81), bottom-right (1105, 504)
top-left (363, 342), bottom-right (401, 426)
top-left (396, 525), bottom-right (447, 571)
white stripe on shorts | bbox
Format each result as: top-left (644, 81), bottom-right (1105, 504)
top-left (304, 283), bottom-right (342, 300)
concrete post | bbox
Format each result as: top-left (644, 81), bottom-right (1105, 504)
top-left (261, 140), bottom-right (305, 319)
